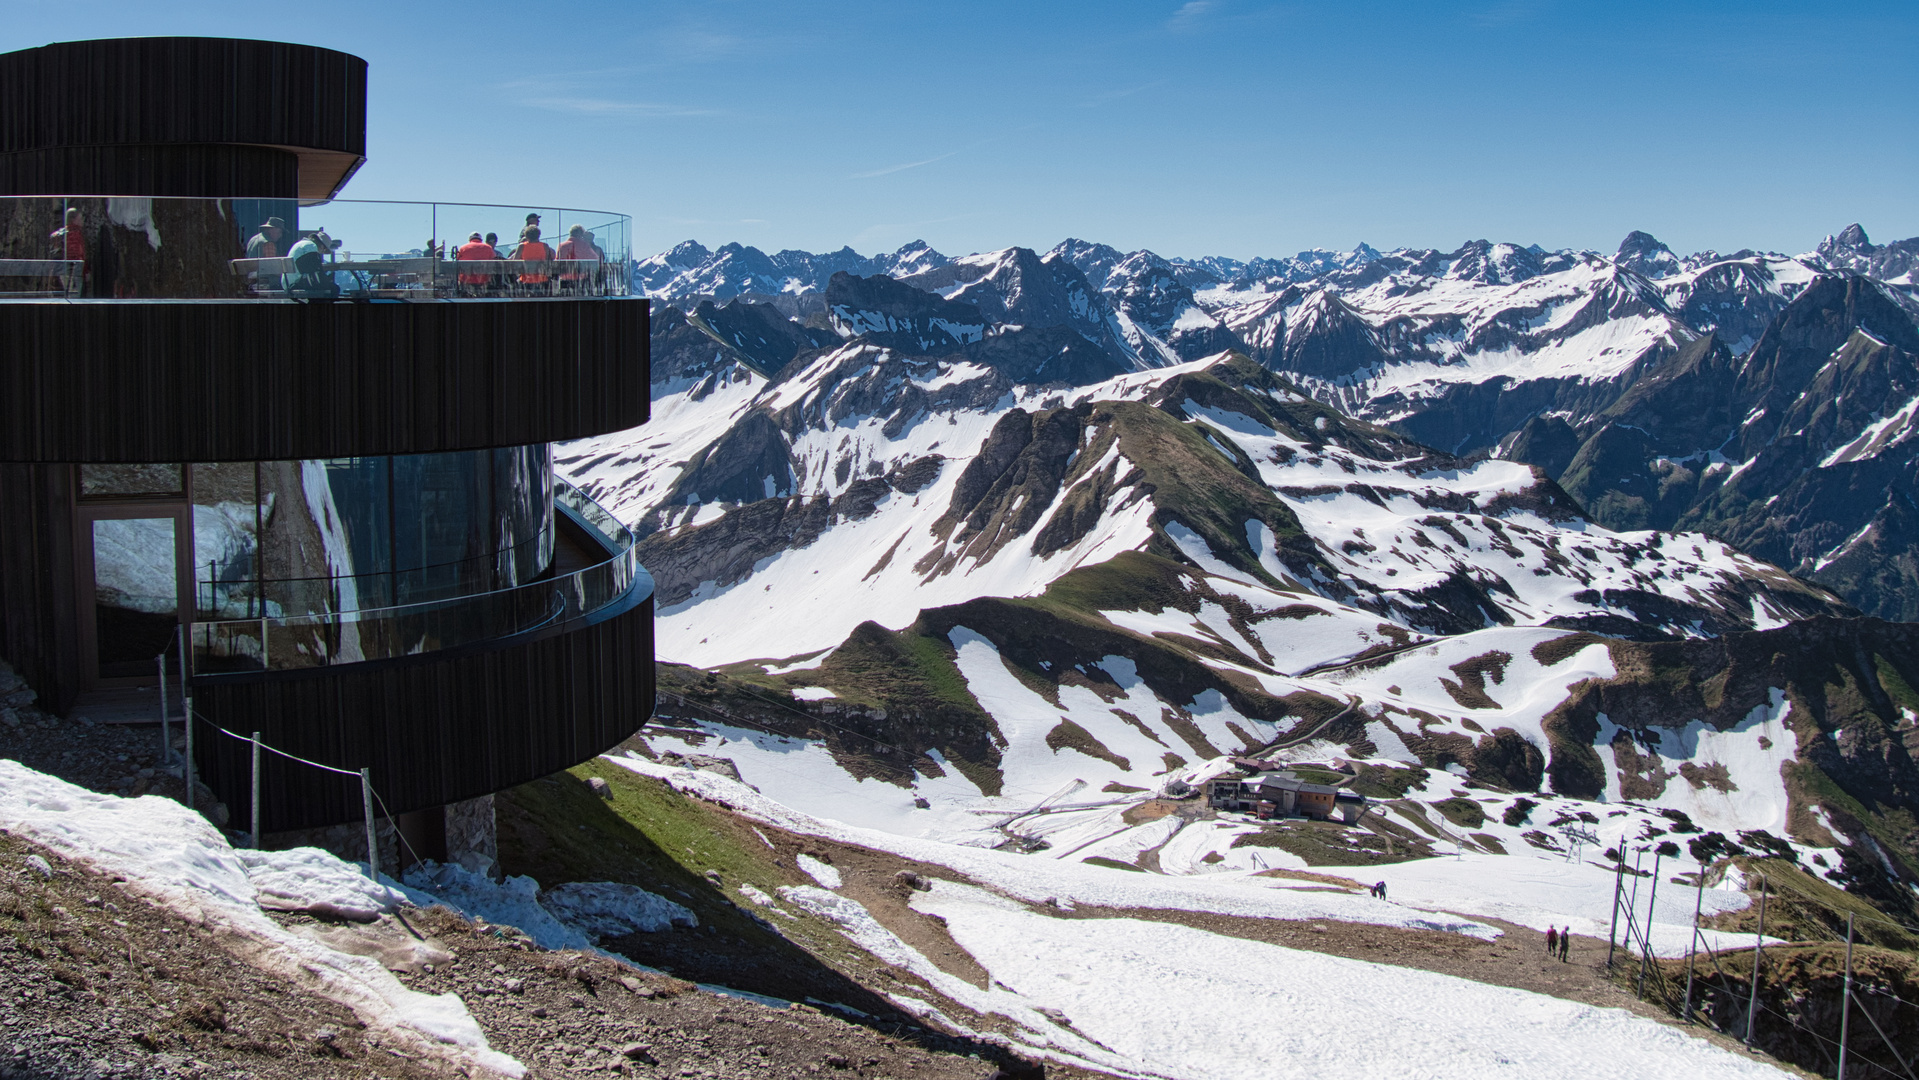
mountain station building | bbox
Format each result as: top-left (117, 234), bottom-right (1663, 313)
top-left (0, 37), bottom-right (654, 869)
top-left (1208, 771), bottom-right (1367, 823)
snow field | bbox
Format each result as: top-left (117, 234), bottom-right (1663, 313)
top-left (641, 382), bottom-right (1159, 667)
top-left (606, 754), bottom-right (1496, 938)
top-left (1592, 690), bottom-right (1798, 834)
top-left (912, 880), bottom-right (1793, 1080)
top-left (1357, 852), bottom-right (1765, 959)
top-left (949, 629), bottom-right (1276, 799)
top-left (1176, 394), bottom-right (1794, 633)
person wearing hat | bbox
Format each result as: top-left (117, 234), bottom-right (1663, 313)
top-left (456, 230), bottom-right (499, 294)
top-left (248, 216), bottom-right (286, 259)
top-left (283, 228), bottom-right (339, 297)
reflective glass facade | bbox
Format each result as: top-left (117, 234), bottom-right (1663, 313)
top-left (180, 445), bottom-right (554, 621)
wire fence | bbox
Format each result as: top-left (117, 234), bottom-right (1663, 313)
top-left (1606, 844), bottom-right (1919, 1080)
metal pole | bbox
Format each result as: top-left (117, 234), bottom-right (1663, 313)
top-left (156, 652), bottom-right (169, 764)
top-left (1745, 874), bottom-right (1767, 1047)
top-left (249, 731), bottom-right (263, 850)
top-left (178, 625), bottom-right (194, 810)
top-left (1683, 873), bottom-right (1704, 1022)
top-left (1607, 852), bottom-right (1626, 970)
top-left (1626, 847), bottom-right (1645, 932)
top-left (1847, 983), bottom-right (1919, 1080)
top-left (1838, 913), bottom-right (1854, 1080)
top-left (1639, 849), bottom-right (1663, 999)
top-left (360, 767), bottom-right (379, 882)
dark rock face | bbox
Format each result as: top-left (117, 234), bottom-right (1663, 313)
top-left (1048, 238), bottom-right (1129, 290)
top-left (934, 406), bottom-right (1089, 565)
top-left (690, 299), bottom-right (834, 378)
top-left (1818, 223), bottom-right (1919, 283)
top-left (649, 299), bottom-right (832, 385)
top-left (1614, 230), bottom-right (1681, 279)
top-left (1503, 415), bottom-right (1582, 479)
top-left (823, 271), bottom-right (986, 354)
top-left (756, 342), bottom-right (1014, 442)
top-left (1101, 250), bottom-right (1243, 362)
top-left (656, 410), bottom-right (796, 512)
top-left (1667, 257), bottom-right (1807, 352)
top-left (900, 247), bottom-right (1137, 368)
top-left (1277, 290), bottom-right (1391, 381)
top-left (1447, 240), bottom-right (1547, 285)
top-left (962, 324), bottom-right (1130, 386)
top-left (1510, 274), bottom-right (1919, 619)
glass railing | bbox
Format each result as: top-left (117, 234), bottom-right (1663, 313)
top-left (190, 480), bottom-right (646, 674)
top-left (0, 196), bottom-right (631, 300)
top-left (195, 524), bottom-right (556, 622)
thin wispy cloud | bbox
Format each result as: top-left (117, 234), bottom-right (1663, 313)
top-left (1168, 0), bottom-right (1218, 30)
top-left (848, 151), bottom-right (958, 180)
top-left (522, 96), bottom-right (716, 118)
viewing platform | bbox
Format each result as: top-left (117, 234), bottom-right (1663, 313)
top-left (0, 195), bottom-right (631, 301)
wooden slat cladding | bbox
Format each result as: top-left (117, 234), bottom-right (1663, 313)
top-left (0, 298), bottom-right (651, 462)
top-left (0, 38), bottom-right (366, 200)
top-left (0, 144), bottom-right (300, 199)
top-left (193, 596), bottom-right (655, 832)
top-left (0, 464), bottom-right (78, 716)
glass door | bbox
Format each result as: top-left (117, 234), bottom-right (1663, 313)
top-left (78, 506), bottom-right (192, 686)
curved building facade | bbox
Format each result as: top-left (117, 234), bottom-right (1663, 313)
top-left (0, 37), bottom-right (655, 846)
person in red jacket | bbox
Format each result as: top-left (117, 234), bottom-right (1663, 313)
top-left (515, 226), bottom-right (552, 290)
top-left (555, 223), bottom-right (600, 292)
top-left (48, 207), bottom-right (85, 295)
top-left (455, 231), bottom-right (497, 294)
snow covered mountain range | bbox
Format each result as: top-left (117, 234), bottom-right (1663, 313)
top-left (559, 224), bottom-right (1919, 1044)
top-left (629, 224), bottom-right (1919, 621)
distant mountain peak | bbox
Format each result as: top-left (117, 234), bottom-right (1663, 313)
top-left (1614, 230), bottom-right (1681, 279)
top-left (1834, 223), bottom-right (1872, 250)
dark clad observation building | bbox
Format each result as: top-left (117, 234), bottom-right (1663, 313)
top-left (0, 37), bottom-right (655, 860)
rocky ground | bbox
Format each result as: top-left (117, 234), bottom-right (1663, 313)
top-left (0, 829), bottom-right (1045, 1080)
top-left (0, 830), bottom-right (440, 1080)
top-left (0, 688), bottom-right (205, 817)
top-left (0, 658), bottom-right (1054, 1080)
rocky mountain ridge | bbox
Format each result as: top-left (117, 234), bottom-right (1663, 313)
top-left (624, 222), bottom-right (1919, 619)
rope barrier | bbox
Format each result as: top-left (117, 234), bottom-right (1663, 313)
top-left (171, 697), bottom-right (390, 880)
top-left (195, 712), bottom-right (364, 776)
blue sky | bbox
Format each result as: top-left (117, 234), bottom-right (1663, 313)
top-left (6, 1), bottom-right (1914, 261)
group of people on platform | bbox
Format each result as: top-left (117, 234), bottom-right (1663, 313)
top-left (238, 210), bottom-right (611, 297)
top-left (454, 211), bottom-right (607, 295)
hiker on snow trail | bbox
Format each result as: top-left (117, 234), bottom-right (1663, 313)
top-left (1547, 926), bottom-right (1558, 955)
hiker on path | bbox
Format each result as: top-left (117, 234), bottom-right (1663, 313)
top-left (1559, 927), bottom-right (1571, 961)
top-left (1546, 926), bottom-right (1558, 955)
top-left (1372, 881), bottom-right (1387, 900)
